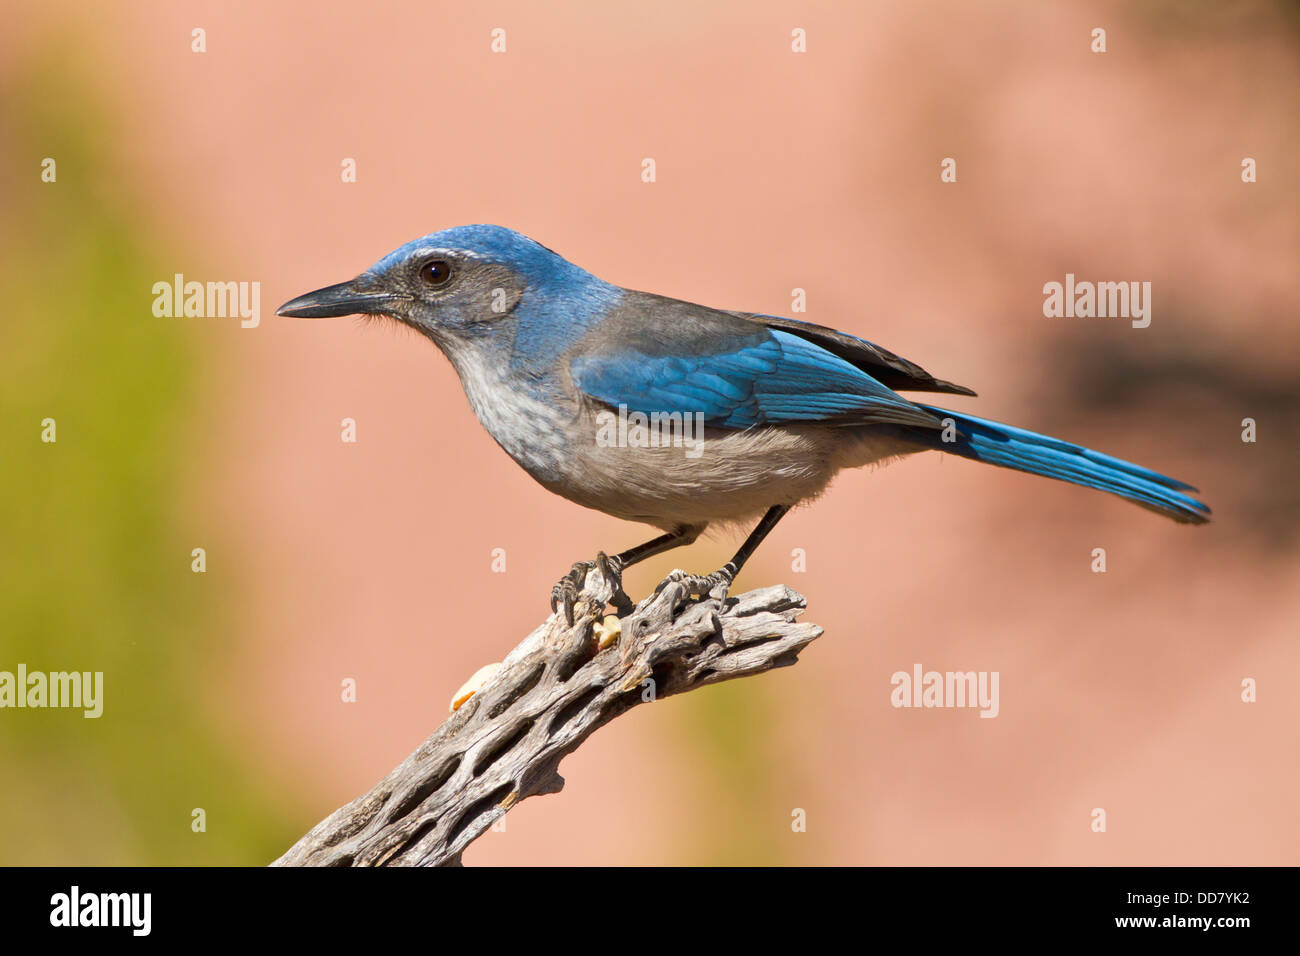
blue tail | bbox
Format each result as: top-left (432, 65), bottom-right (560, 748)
top-left (913, 406), bottom-right (1211, 524)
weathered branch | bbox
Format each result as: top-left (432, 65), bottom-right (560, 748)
top-left (272, 567), bottom-right (822, 866)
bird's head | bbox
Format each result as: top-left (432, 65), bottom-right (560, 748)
top-left (276, 225), bottom-right (610, 345)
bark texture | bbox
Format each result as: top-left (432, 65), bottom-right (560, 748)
top-left (273, 568), bottom-right (821, 867)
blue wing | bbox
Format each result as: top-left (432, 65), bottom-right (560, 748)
top-left (570, 325), bottom-right (941, 430)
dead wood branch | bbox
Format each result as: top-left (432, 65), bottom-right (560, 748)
top-left (272, 569), bottom-right (821, 867)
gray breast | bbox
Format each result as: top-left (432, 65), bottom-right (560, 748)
top-left (440, 337), bottom-right (575, 485)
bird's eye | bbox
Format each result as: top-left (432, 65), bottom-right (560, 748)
top-left (419, 259), bottom-right (453, 286)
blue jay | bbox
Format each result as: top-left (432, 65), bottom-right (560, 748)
top-left (278, 225), bottom-right (1209, 623)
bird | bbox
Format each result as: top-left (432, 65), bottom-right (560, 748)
top-left (277, 224), bottom-right (1210, 623)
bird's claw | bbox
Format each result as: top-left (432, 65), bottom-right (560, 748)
top-left (550, 552), bottom-right (627, 626)
top-left (654, 567), bottom-right (735, 604)
top-left (550, 561), bottom-right (589, 626)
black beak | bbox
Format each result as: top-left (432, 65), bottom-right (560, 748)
top-left (276, 279), bottom-right (406, 318)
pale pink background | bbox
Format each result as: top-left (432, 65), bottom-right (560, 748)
top-left (10, 0), bottom-right (1298, 864)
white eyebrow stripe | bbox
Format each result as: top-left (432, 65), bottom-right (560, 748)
top-left (416, 247), bottom-right (490, 261)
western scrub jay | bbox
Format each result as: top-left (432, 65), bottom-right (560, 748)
top-left (278, 225), bottom-right (1209, 623)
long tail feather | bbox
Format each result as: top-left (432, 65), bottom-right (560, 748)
top-left (913, 406), bottom-right (1211, 524)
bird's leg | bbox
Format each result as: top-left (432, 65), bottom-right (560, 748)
top-left (656, 505), bottom-right (791, 604)
top-left (550, 524), bottom-right (705, 625)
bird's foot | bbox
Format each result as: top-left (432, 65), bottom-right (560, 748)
top-left (654, 565), bottom-right (735, 604)
top-left (550, 552), bottom-right (631, 626)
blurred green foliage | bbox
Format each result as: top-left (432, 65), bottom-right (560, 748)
top-left (674, 678), bottom-right (793, 865)
top-left (0, 64), bottom-right (295, 864)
